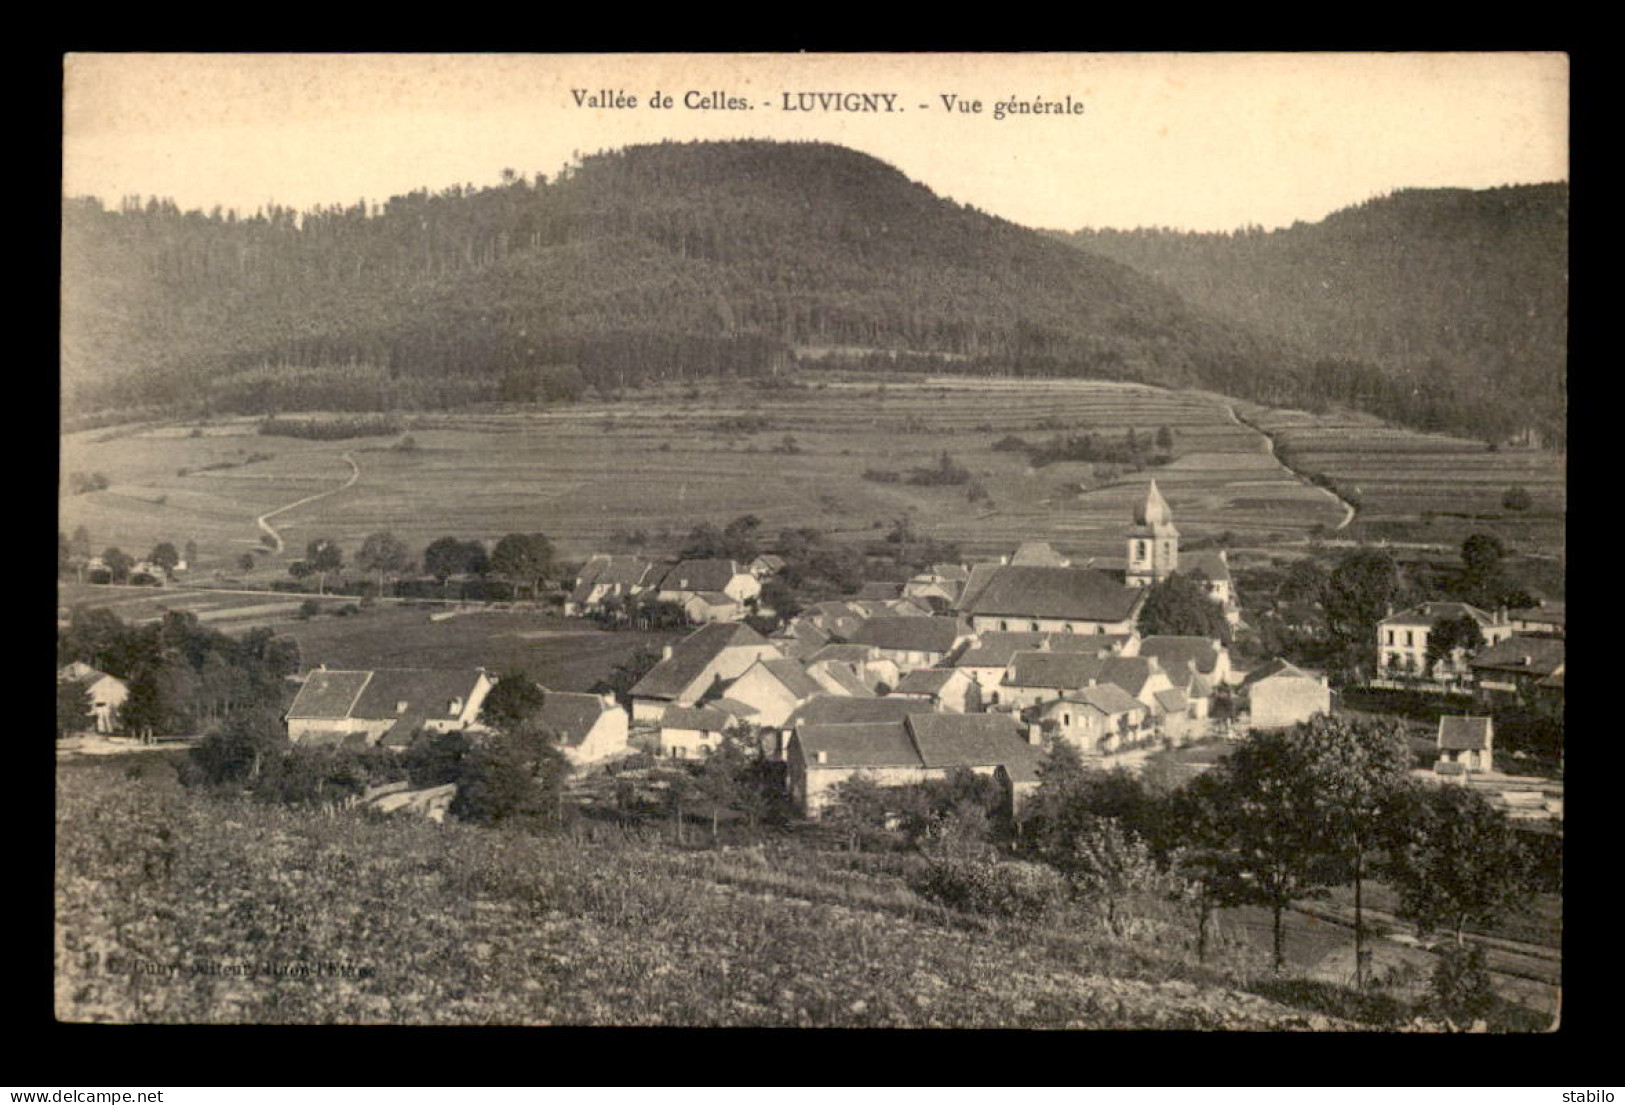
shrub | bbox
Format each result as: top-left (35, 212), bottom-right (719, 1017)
top-left (907, 857), bottom-right (1067, 924)
top-left (1428, 944), bottom-right (1496, 1025)
top-left (298, 599), bottom-right (321, 619)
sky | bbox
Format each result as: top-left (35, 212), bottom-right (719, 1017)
top-left (62, 52), bottom-right (1569, 233)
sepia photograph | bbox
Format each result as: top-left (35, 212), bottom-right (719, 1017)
top-left (56, 51), bottom-right (1567, 1030)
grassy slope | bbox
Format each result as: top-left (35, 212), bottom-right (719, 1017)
top-left (57, 758), bottom-right (1345, 1029)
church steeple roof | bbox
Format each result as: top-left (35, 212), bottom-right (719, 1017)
top-left (1134, 479), bottom-right (1174, 527)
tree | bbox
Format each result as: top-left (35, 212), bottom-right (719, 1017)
top-left (694, 731), bottom-right (753, 844)
top-left (57, 680), bottom-right (94, 738)
top-left (149, 542), bottom-right (181, 575)
top-left (1501, 486), bottom-right (1532, 513)
top-left (479, 671), bottom-right (546, 731)
top-left (238, 552), bottom-right (257, 573)
top-left (304, 537), bottom-right (344, 595)
top-left (1425, 614), bottom-right (1487, 677)
top-left (356, 531), bottom-right (409, 594)
top-left (1382, 782), bottom-right (1534, 946)
top-left (1190, 728), bottom-right (1343, 972)
top-left (100, 547), bottom-right (134, 584)
top-left (1289, 715), bottom-right (1413, 988)
top-left (71, 525), bottom-right (93, 559)
top-left (189, 706), bottom-right (287, 785)
top-left (1322, 549), bottom-right (1407, 672)
top-left (1055, 815), bottom-right (1165, 935)
top-left (1277, 558), bottom-right (1328, 605)
top-left (590, 647), bottom-right (664, 707)
top-left (1429, 944), bottom-right (1497, 1026)
top-left (1460, 533), bottom-right (1504, 578)
top-left (824, 772), bottom-right (891, 851)
top-left (489, 532), bottom-right (555, 596)
top-left (423, 536), bottom-right (486, 582)
top-left (1137, 571), bottom-right (1230, 642)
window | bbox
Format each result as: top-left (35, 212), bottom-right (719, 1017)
top-left (1386, 630), bottom-right (1394, 645)
top-left (1136, 541), bottom-right (1147, 562)
top-left (1000, 621), bottom-right (1009, 631)
top-left (1063, 714), bottom-right (1072, 726)
top-left (1405, 631), bottom-right (1413, 648)
top-left (1030, 622), bottom-right (1039, 632)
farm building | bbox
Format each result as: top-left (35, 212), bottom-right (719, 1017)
top-left (1241, 659), bottom-right (1331, 729)
top-left (628, 622), bottom-right (781, 725)
top-left (1507, 600), bottom-right (1565, 638)
top-left (803, 654), bottom-right (883, 699)
top-left (57, 662), bottom-right (129, 734)
top-left (651, 558), bottom-right (761, 608)
top-left (534, 689), bottom-right (630, 766)
top-left (787, 711), bottom-right (1044, 817)
top-left (948, 631), bottom-right (1133, 693)
top-left (1435, 716), bottom-right (1494, 776)
top-left (1377, 602), bottom-right (1514, 680)
top-left (1138, 636), bottom-right (1232, 686)
top-left (847, 616), bottom-right (970, 675)
top-left (284, 667), bottom-right (494, 749)
top-left (957, 561), bottom-right (1144, 636)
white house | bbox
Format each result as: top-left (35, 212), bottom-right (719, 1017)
top-left (535, 690), bottom-right (630, 766)
top-left (1241, 659), bottom-right (1332, 729)
top-left (57, 662), bottom-right (129, 734)
top-left (629, 622), bottom-right (781, 725)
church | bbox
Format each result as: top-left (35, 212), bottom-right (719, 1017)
top-left (955, 479), bottom-right (1237, 632)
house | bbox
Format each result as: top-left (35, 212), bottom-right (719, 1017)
top-left (999, 650), bottom-right (1111, 710)
top-left (1034, 683), bottom-right (1151, 755)
top-left (787, 711), bottom-right (1044, 817)
top-left (57, 662), bottom-right (128, 734)
top-left (1436, 716), bottom-right (1494, 775)
top-left (284, 667), bottom-right (494, 748)
top-left (1009, 541), bottom-right (1071, 567)
top-left (1137, 636), bottom-right (1232, 686)
top-left (1179, 550), bottom-right (1241, 625)
top-left (720, 656), bottom-right (827, 728)
top-left (534, 690), bottom-right (629, 766)
top-left (1377, 602), bottom-right (1514, 680)
top-left (847, 616), bottom-right (969, 675)
top-left (773, 693), bottom-right (939, 760)
top-left (1507, 600), bottom-right (1565, 639)
top-left (680, 591), bottom-right (747, 624)
top-left (652, 558), bottom-right (762, 608)
top-left (658, 700), bottom-right (759, 760)
top-left (565, 555), bottom-right (657, 616)
top-left (949, 631), bottom-right (1134, 700)
top-left (628, 622), bottom-right (780, 724)
top-left (1241, 659), bottom-right (1332, 729)
top-left (802, 657), bottom-right (879, 699)
top-left (855, 581), bottom-right (905, 601)
top-left (770, 618), bottom-right (832, 660)
top-left (904, 563), bottom-right (970, 607)
top-left (1469, 636), bottom-right (1566, 705)
top-left (889, 666), bottom-right (982, 713)
top-left (957, 563), bottom-right (1144, 636)
top-left (748, 554), bottom-right (786, 580)
top-left (804, 643), bottom-right (898, 693)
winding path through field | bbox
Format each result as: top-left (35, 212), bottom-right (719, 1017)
top-left (1223, 402), bottom-right (1356, 531)
top-left (254, 451), bottom-right (360, 554)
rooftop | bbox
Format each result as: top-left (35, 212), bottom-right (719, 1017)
top-left (630, 622), bottom-right (774, 701)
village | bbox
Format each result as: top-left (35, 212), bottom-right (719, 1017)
top-left (57, 477), bottom-right (1565, 834)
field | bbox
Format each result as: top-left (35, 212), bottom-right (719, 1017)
top-left (1234, 401), bottom-right (1567, 557)
top-left (61, 379), bottom-right (1357, 574)
top-left (49, 756), bottom-right (1354, 1028)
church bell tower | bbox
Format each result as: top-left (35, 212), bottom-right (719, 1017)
top-left (1125, 479), bottom-right (1179, 588)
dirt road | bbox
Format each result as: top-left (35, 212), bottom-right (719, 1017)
top-left (254, 451), bottom-right (360, 553)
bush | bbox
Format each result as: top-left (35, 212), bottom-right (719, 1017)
top-left (907, 858), bottom-right (1067, 924)
top-left (1429, 944), bottom-right (1496, 1025)
top-left (298, 599), bottom-right (321, 619)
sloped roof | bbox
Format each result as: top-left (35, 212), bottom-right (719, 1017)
top-left (1139, 636), bottom-right (1223, 675)
top-left (535, 691), bottom-right (613, 746)
top-left (1056, 684), bottom-right (1148, 717)
top-left (1510, 602), bottom-right (1565, 627)
top-left (907, 713), bottom-right (1038, 771)
top-left (926, 563), bottom-right (970, 582)
top-left (1381, 601), bottom-right (1500, 629)
top-left (1469, 635), bottom-right (1565, 677)
top-left (755, 657), bottom-right (825, 701)
top-left (654, 559), bottom-right (742, 594)
top-left (571, 554), bottom-right (655, 603)
top-left (849, 616), bottom-right (963, 654)
top-left (660, 704), bottom-right (733, 732)
top-left (1240, 658), bottom-right (1322, 687)
top-left (353, 669), bottom-right (484, 721)
top-left (287, 670), bottom-right (374, 720)
top-left (1438, 716), bottom-right (1493, 751)
top-left (709, 697), bottom-right (760, 718)
top-left (893, 667), bottom-right (963, 695)
top-left (806, 643), bottom-right (879, 666)
top-left (856, 581), bottom-right (905, 601)
top-left (1010, 541), bottom-right (1070, 567)
top-left (786, 694), bottom-right (936, 729)
top-left (1153, 688), bottom-right (1190, 716)
top-left (631, 622), bottom-right (774, 701)
top-left (1100, 656), bottom-right (1161, 698)
top-left (951, 632), bottom-right (1050, 668)
top-left (806, 660), bottom-right (878, 698)
top-left (1179, 551), bottom-right (1232, 584)
top-left (796, 721), bottom-right (919, 767)
top-left (1003, 651), bottom-right (1106, 690)
top-left (958, 565), bottom-right (1143, 623)
top-left (1134, 479), bottom-right (1175, 527)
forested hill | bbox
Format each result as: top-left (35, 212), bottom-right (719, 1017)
top-left (60, 140), bottom-right (1291, 417)
top-left (1055, 185), bottom-right (1569, 447)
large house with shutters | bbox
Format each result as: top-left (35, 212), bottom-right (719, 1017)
top-left (1376, 602), bottom-right (1514, 680)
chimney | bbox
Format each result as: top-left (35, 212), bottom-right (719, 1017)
top-left (1027, 723), bottom-right (1043, 746)
top-left (816, 749), bottom-right (828, 764)
top-left (601, 692), bottom-right (618, 709)
top-left (662, 644), bottom-right (674, 661)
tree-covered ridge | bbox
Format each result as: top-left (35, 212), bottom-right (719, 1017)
top-left (1057, 184), bottom-right (1568, 446)
top-left (61, 140), bottom-right (1289, 415)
